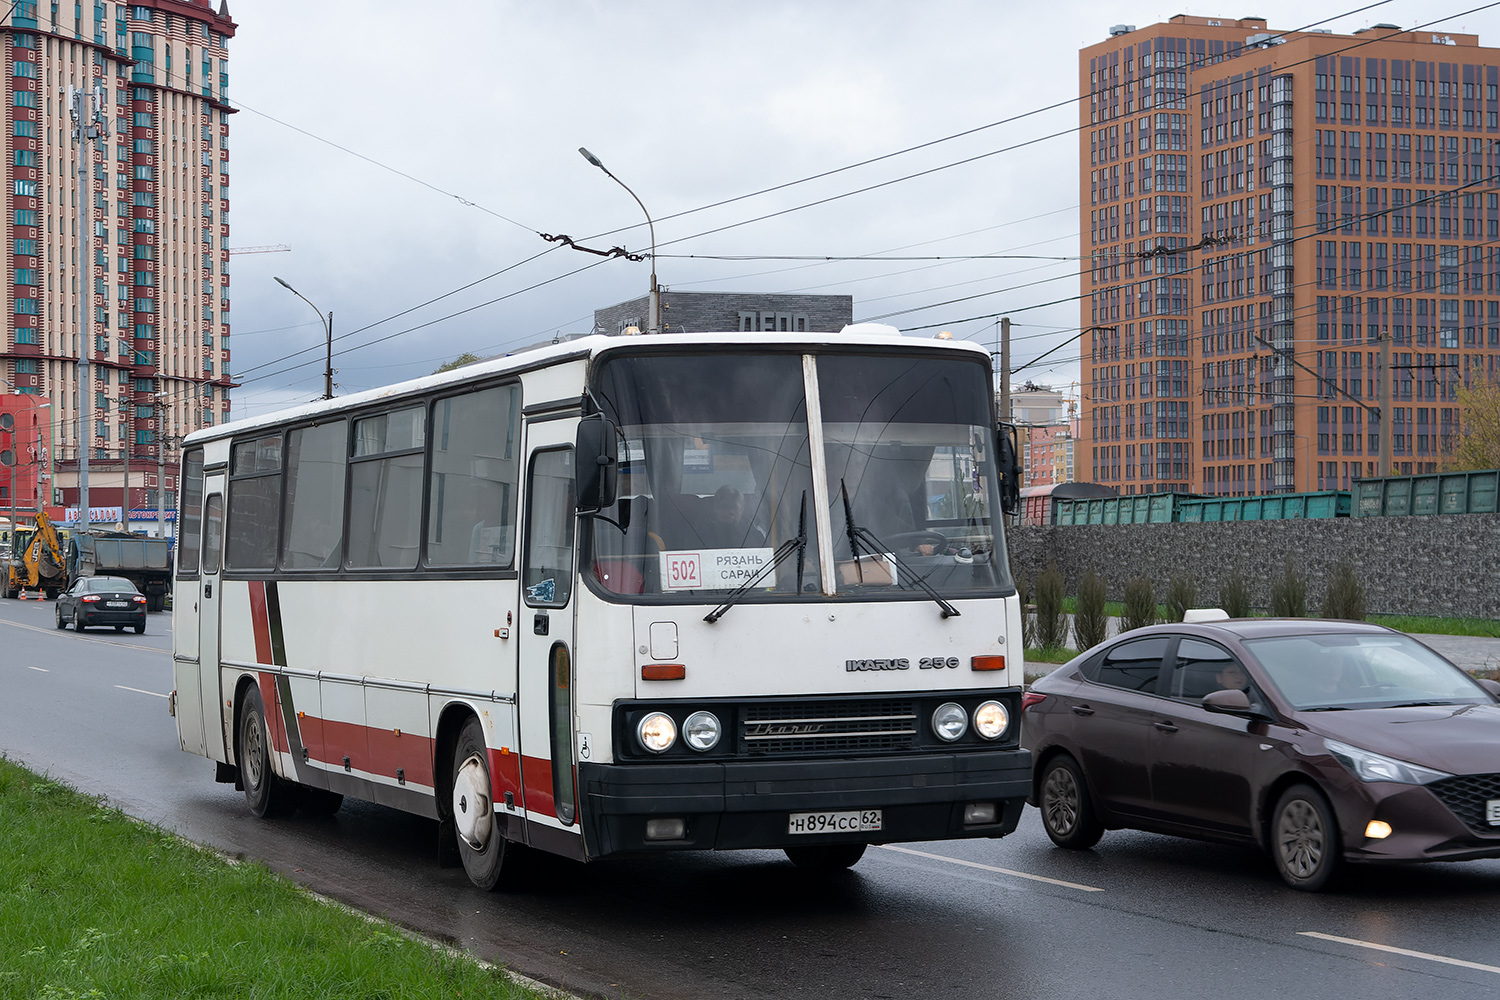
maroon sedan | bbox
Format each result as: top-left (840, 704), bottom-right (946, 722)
top-left (1022, 617), bottom-right (1500, 891)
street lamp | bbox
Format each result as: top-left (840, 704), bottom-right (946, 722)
top-left (578, 147), bottom-right (659, 334)
top-left (273, 276), bottom-right (334, 399)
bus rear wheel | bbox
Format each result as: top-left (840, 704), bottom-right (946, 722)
top-left (451, 717), bottom-right (516, 891)
top-left (784, 844), bottom-right (867, 871)
top-left (239, 684), bottom-right (297, 818)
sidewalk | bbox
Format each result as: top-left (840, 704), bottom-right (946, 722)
top-left (1022, 628), bottom-right (1500, 684)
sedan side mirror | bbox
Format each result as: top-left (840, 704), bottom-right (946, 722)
top-left (1202, 688), bottom-right (1252, 714)
top-left (1476, 678), bottom-right (1500, 700)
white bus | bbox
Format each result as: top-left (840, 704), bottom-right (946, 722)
top-left (171, 329), bottom-right (1032, 888)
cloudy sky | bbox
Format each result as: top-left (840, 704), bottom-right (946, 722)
top-left (224, 0), bottom-right (1500, 419)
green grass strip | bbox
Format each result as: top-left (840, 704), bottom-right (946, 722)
top-left (0, 758), bottom-right (548, 1000)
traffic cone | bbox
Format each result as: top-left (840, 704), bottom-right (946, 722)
top-left (18, 587), bottom-right (27, 600)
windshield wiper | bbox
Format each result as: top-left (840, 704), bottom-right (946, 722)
top-left (840, 481), bottom-right (959, 619)
top-left (704, 492), bottom-right (807, 624)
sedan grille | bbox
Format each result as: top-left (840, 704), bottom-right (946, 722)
top-left (1428, 773), bottom-right (1500, 835)
top-left (740, 699), bottom-right (918, 757)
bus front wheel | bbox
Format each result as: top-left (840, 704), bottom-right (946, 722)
top-left (239, 684), bottom-right (298, 818)
top-left (451, 717), bottom-right (516, 891)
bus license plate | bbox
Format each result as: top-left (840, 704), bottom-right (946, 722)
top-left (1487, 799), bottom-right (1500, 826)
top-left (788, 809), bottom-right (882, 835)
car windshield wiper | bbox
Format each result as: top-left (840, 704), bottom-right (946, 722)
top-left (1301, 705), bottom-right (1351, 712)
top-left (840, 481), bottom-right (959, 619)
top-left (1381, 700), bottom-right (1460, 708)
top-left (704, 492), bottom-right (807, 624)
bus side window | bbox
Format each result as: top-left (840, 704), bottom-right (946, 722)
top-left (427, 385), bottom-right (520, 567)
top-left (523, 449), bottom-right (575, 607)
top-left (226, 436), bottom-right (281, 571)
top-left (177, 449), bottom-right (204, 577)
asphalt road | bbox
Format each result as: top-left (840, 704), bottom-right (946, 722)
top-left (3, 596), bottom-right (1499, 999)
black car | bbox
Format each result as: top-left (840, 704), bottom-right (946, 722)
top-left (55, 576), bottom-right (147, 633)
top-left (1022, 616), bottom-right (1500, 891)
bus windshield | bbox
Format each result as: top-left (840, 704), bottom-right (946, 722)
top-left (587, 350), bottom-right (1011, 602)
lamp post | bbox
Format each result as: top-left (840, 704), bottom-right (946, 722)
top-left (273, 277), bottom-right (334, 399)
top-left (578, 147), bottom-right (659, 334)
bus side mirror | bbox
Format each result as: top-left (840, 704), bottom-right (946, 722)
top-left (997, 422), bottom-right (1021, 516)
top-left (575, 413), bottom-right (619, 514)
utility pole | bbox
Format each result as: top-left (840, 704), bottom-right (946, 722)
top-left (999, 316), bottom-right (1012, 423)
top-left (1379, 332), bottom-right (1393, 476)
top-left (324, 310), bottom-right (334, 400)
top-left (70, 84), bottom-right (109, 527)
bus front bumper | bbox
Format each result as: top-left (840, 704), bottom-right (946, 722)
top-left (578, 749), bottom-right (1032, 858)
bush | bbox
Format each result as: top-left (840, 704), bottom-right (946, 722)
top-left (1121, 576), bottom-right (1157, 632)
top-left (1321, 562), bottom-right (1367, 621)
top-left (1034, 564), bottom-right (1068, 651)
top-left (1017, 573), bottom-right (1035, 651)
top-left (1165, 575), bottom-right (1197, 623)
top-left (1074, 570), bottom-right (1110, 651)
top-left (1218, 572), bottom-right (1252, 618)
top-left (1270, 559), bottom-right (1307, 617)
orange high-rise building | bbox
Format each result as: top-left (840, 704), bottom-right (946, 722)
top-left (1081, 15), bottom-right (1500, 495)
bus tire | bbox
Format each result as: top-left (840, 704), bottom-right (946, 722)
top-left (239, 684), bottom-right (297, 819)
top-left (451, 716), bottom-right (513, 891)
top-left (784, 843), bottom-right (867, 871)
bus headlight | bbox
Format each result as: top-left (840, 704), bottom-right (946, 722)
top-left (683, 711), bottom-right (721, 751)
top-left (932, 702), bottom-right (968, 741)
top-left (637, 712), bottom-right (677, 753)
top-left (973, 701), bottom-right (1009, 740)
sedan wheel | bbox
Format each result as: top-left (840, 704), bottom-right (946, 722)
top-left (73, 611), bottom-right (86, 632)
top-left (1272, 784), bottom-right (1340, 892)
top-left (1039, 754), bottom-right (1104, 849)
top-left (55, 606), bottom-right (66, 629)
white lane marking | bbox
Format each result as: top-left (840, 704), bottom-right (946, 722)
top-left (28, 666), bottom-right (49, 672)
top-left (1299, 931), bottom-right (1500, 975)
top-left (115, 684), bottom-right (169, 699)
top-left (0, 616), bottom-right (163, 654)
top-left (877, 844), bottom-right (1104, 892)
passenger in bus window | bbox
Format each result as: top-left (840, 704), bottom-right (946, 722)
top-left (701, 485), bottom-right (766, 548)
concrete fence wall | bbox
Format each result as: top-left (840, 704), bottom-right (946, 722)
top-left (1007, 513), bottom-right (1500, 620)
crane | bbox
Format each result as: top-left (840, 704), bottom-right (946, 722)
top-left (226, 245), bottom-right (291, 255)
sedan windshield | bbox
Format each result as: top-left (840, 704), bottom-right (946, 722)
top-left (89, 577), bottom-right (138, 593)
top-left (1244, 632), bottom-right (1489, 710)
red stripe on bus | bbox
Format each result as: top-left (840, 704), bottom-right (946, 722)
top-left (489, 748), bottom-right (523, 811)
top-left (247, 581), bottom-right (272, 665)
top-left (521, 754), bottom-right (556, 819)
top-left (256, 672), bottom-right (290, 755)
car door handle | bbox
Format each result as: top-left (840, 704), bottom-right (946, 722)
top-left (1071, 704), bottom-right (1095, 716)
top-left (1153, 720), bottom-right (1179, 733)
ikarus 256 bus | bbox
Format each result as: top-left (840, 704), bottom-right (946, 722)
top-left (171, 328), bottom-right (1032, 889)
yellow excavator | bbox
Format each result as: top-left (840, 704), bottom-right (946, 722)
top-left (3, 508), bottom-right (65, 599)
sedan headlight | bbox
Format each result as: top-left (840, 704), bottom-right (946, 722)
top-left (683, 711), bottom-right (721, 751)
top-left (637, 712), bottom-right (677, 753)
top-left (1324, 738), bottom-right (1451, 785)
top-left (973, 700), bottom-right (1009, 740)
top-left (932, 702), bottom-right (968, 742)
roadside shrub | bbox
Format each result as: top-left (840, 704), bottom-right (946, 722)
top-left (1270, 559), bottom-right (1307, 618)
top-left (1034, 564), bottom-right (1068, 651)
top-left (1017, 573), bottom-right (1035, 651)
top-left (1320, 562), bottom-right (1367, 621)
top-left (1121, 576), bottom-right (1157, 632)
top-left (1218, 572), bottom-right (1252, 618)
top-left (1165, 575), bottom-right (1197, 623)
top-left (1074, 570), bottom-right (1110, 651)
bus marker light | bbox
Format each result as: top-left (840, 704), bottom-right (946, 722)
top-left (971, 655), bottom-right (1005, 671)
top-left (642, 663), bottom-right (686, 681)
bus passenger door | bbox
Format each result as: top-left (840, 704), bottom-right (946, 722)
top-left (516, 424), bottom-right (582, 858)
top-left (197, 476), bottom-right (227, 759)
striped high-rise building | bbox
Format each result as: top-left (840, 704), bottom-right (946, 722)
top-left (1, 0), bottom-right (235, 522)
top-left (1081, 15), bottom-right (1500, 496)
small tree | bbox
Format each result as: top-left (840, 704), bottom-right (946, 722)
top-left (1443, 375), bottom-right (1500, 471)
top-left (1034, 564), bottom-right (1068, 651)
top-left (1218, 572), bottom-right (1252, 618)
top-left (1121, 576), bottom-right (1157, 632)
top-left (1270, 559), bottom-right (1307, 618)
top-left (1016, 573), bottom-right (1035, 651)
top-left (1320, 562), bottom-right (1367, 621)
top-left (1074, 570), bottom-right (1110, 651)
top-left (1165, 575), bottom-right (1197, 623)
top-left (433, 352), bottom-right (482, 375)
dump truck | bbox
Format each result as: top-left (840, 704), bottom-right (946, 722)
top-left (66, 530), bottom-right (173, 612)
top-left (2, 509), bottom-right (66, 599)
